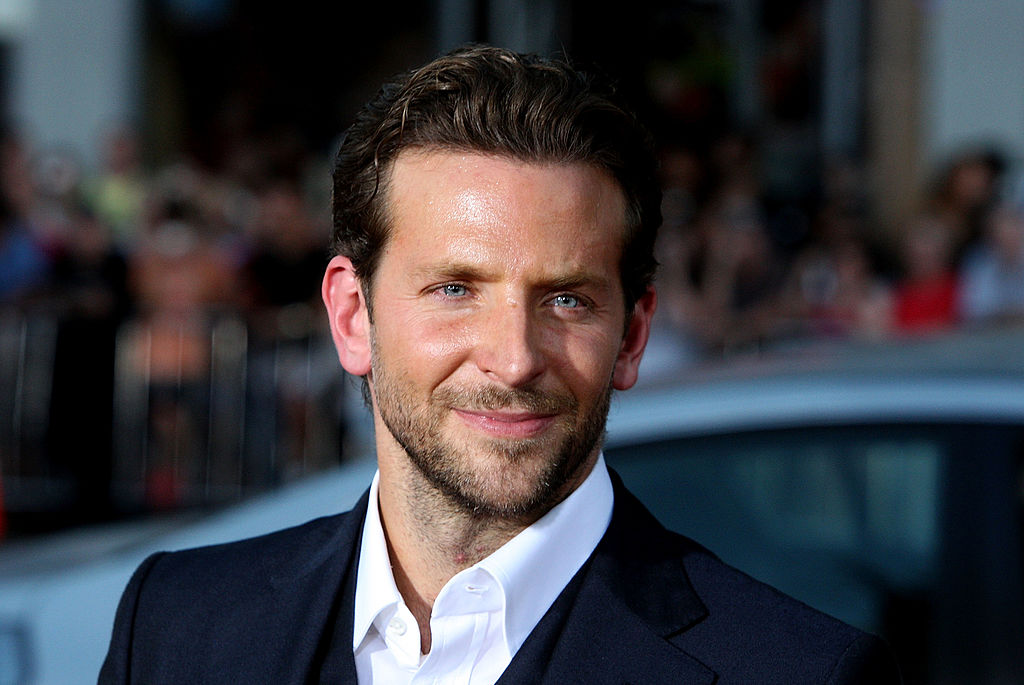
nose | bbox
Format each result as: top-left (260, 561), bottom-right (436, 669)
top-left (474, 298), bottom-right (546, 387)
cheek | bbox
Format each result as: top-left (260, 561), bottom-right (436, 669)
top-left (378, 311), bottom-right (473, 380)
top-left (543, 326), bottom-right (620, 390)
top-left (416, 312), bottom-right (476, 357)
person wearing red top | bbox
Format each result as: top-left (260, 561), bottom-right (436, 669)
top-left (893, 215), bottom-right (960, 333)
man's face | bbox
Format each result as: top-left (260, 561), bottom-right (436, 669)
top-left (363, 149), bottom-right (653, 519)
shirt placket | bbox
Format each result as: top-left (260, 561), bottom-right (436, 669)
top-left (415, 573), bottom-right (503, 685)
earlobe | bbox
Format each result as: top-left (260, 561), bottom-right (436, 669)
top-left (612, 287), bottom-right (656, 391)
top-left (322, 255), bottom-right (372, 376)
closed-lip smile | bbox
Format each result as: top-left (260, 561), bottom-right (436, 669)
top-left (453, 408), bottom-right (557, 438)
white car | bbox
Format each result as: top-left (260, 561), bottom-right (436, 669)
top-left (2, 327), bottom-right (1024, 683)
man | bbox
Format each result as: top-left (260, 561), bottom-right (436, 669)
top-left (100, 46), bottom-right (900, 683)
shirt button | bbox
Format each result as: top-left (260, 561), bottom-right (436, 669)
top-left (388, 617), bottom-right (407, 635)
top-left (465, 584), bottom-right (488, 594)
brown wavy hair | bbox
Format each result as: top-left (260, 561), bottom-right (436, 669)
top-left (330, 44), bottom-right (661, 311)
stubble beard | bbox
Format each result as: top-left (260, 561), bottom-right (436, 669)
top-left (371, 342), bottom-right (612, 521)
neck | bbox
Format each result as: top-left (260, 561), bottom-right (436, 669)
top-left (379, 454), bottom-right (534, 588)
top-left (376, 459), bottom-right (535, 654)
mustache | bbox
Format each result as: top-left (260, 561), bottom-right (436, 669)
top-left (433, 385), bottom-right (576, 414)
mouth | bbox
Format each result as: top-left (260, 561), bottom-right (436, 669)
top-left (452, 408), bottom-right (558, 439)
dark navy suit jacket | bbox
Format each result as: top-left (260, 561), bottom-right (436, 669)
top-left (99, 474), bottom-right (901, 683)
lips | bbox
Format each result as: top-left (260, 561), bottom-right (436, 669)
top-left (453, 408), bottom-right (557, 438)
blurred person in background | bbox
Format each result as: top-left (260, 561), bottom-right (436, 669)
top-left (688, 189), bottom-right (787, 351)
top-left (645, 145), bottom-right (704, 369)
top-left (1, 128), bottom-right (38, 223)
top-left (125, 181), bottom-right (239, 509)
top-left (781, 205), bottom-right (892, 340)
top-left (891, 214), bottom-right (960, 335)
top-left (929, 147), bottom-right (1006, 263)
top-left (87, 124), bottom-right (147, 247)
top-left (242, 177), bottom-right (327, 336)
top-left (959, 203), bottom-right (1024, 324)
top-left (658, 133), bottom-right (790, 356)
top-left (29, 147), bottom-right (87, 256)
top-left (241, 177), bottom-right (337, 484)
top-left (45, 198), bottom-right (132, 523)
top-left (0, 133), bottom-right (50, 306)
top-left (0, 192), bottom-right (49, 305)
top-left (101, 46), bottom-right (899, 684)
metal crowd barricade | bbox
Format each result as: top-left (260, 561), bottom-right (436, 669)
top-left (1, 308), bottom-right (350, 534)
top-left (111, 312), bottom-right (348, 512)
top-left (0, 311), bottom-right (68, 521)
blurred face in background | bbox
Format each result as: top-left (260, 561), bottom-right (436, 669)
top-left (987, 207), bottom-right (1024, 265)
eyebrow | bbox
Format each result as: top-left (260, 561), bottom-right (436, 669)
top-left (411, 263), bottom-right (493, 284)
top-left (543, 273), bottom-right (615, 293)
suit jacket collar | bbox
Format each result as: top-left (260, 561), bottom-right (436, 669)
top-left (262, 489), bottom-right (369, 683)
top-left (534, 472), bottom-right (716, 684)
top-left (598, 471), bottom-right (709, 637)
top-left (268, 475), bottom-right (715, 683)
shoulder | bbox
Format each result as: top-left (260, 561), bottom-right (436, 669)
top-left (677, 546), bottom-right (900, 683)
top-left (100, 502), bottom-right (368, 683)
top-left (118, 485), bottom-right (371, 621)
top-left (136, 508), bottom-right (362, 598)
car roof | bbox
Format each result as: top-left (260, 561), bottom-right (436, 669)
top-left (606, 325), bottom-right (1024, 445)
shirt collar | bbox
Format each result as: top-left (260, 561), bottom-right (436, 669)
top-left (352, 470), bottom-right (402, 653)
top-left (352, 455), bottom-right (614, 654)
top-left (479, 453), bottom-right (613, 653)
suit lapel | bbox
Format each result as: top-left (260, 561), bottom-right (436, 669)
top-left (538, 474), bottom-right (716, 684)
top-left (259, 490), bottom-right (369, 684)
top-left (248, 477), bottom-right (715, 683)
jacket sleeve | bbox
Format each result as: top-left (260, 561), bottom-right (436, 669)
top-left (97, 552), bottom-right (167, 684)
top-left (825, 634), bottom-right (902, 685)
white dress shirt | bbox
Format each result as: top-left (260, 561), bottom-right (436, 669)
top-left (352, 454), bottom-right (615, 685)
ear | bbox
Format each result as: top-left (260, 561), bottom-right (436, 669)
top-left (612, 287), bottom-right (656, 391)
top-left (322, 255), bottom-right (372, 376)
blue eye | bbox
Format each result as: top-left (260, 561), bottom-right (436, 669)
top-left (441, 283), bottom-right (468, 297)
top-left (552, 294), bottom-right (581, 308)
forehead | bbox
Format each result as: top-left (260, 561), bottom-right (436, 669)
top-left (383, 149), bottom-right (628, 255)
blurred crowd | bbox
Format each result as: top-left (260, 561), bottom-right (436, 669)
top-left (6, 127), bottom-right (1021, 365)
top-left (0, 123), bottom-right (338, 527)
top-left (1, 118), bottom-right (1023, 529)
top-left (1, 123), bottom-right (329, 331)
top-left (653, 135), bottom-right (1024, 359)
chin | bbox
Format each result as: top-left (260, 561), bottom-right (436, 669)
top-left (425, 441), bottom-right (591, 519)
